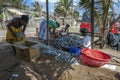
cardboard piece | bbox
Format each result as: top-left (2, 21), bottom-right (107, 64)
top-left (101, 64), bottom-right (117, 71)
top-left (14, 40), bottom-right (40, 61)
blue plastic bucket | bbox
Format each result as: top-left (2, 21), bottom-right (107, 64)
top-left (69, 46), bottom-right (82, 56)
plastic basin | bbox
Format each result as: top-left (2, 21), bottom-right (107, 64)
top-left (81, 48), bottom-right (111, 67)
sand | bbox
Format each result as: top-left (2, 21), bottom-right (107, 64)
top-left (0, 41), bottom-right (120, 80)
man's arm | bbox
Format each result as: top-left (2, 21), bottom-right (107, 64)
top-left (22, 23), bottom-right (27, 33)
top-left (53, 27), bottom-right (56, 36)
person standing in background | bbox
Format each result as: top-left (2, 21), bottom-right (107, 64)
top-left (38, 19), bottom-right (59, 40)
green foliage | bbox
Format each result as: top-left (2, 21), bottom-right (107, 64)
top-left (0, 13), bottom-right (3, 22)
top-left (79, 0), bottom-right (91, 10)
top-left (34, 13), bottom-right (40, 17)
top-left (0, 0), bottom-right (28, 10)
top-left (32, 1), bottom-right (42, 13)
top-left (55, 0), bottom-right (73, 17)
top-left (10, 0), bottom-right (23, 9)
top-left (42, 11), bottom-right (46, 15)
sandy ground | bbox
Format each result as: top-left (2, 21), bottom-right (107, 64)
top-left (0, 37), bottom-right (120, 80)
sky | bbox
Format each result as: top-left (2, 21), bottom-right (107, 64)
top-left (25, 0), bottom-right (120, 15)
top-left (25, 0), bottom-right (59, 12)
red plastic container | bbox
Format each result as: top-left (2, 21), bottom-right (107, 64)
top-left (81, 48), bottom-right (111, 67)
top-left (80, 22), bottom-right (91, 32)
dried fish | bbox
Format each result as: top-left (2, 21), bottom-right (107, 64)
top-left (54, 34), bottom-right (82, 49)
top-left (37, 39), bottom-right (79, 64)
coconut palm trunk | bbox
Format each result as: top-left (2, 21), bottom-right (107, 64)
top-left (79, 0), bottom-right (120, 48)
top-left (100, 0), bottom-right (112, 48)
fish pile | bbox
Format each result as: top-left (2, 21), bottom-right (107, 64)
top-left (38, 42), bottom-right (78, 64)
top-left (16, 32), bottom-right (25, 38)
top-left (54, 34), bottom-right (83, 49)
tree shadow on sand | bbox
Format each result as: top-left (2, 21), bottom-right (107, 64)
top-left (21, 54), bottom-right (75, 80)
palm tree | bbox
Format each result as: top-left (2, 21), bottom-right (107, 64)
top-left (55, 0), bottom-right (73, 25)
top-left (79, 0), bottom-right (120, 48)
top-left (32, 1), bottom-right (42, 14)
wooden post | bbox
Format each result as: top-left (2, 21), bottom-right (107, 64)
top-left (36, 27), bottom-right (39, 36)
top-left (46, 0), bottom-right (49, 45)
top-left (91, 0), bottom-right (94, 49)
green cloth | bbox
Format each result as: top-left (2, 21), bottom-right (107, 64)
top-left (49, 20), bottom-right (57, 29)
